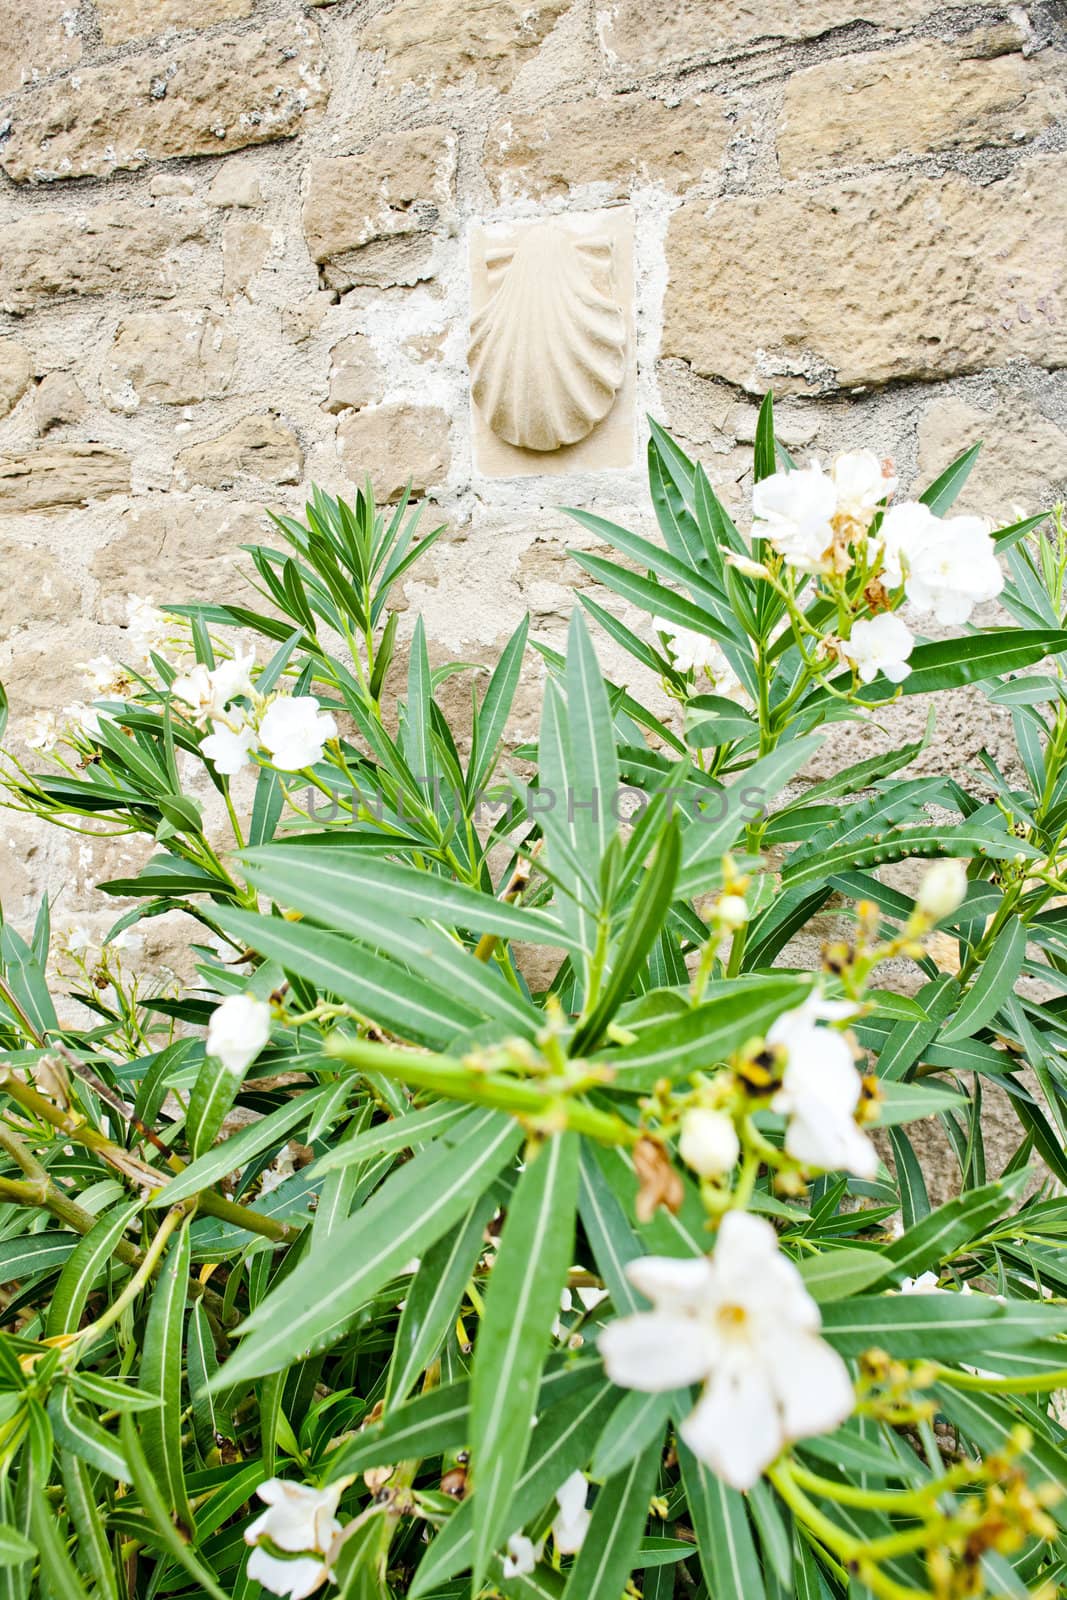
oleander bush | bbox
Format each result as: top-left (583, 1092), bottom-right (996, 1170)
top-left (1, 397), bottom-right (1067, 1600)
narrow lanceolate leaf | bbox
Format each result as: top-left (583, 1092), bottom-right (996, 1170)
top-left (598, 977), bottom-right (807, 1089)
top-left (679, 1441), bottom-right (765, 1600)
top-left (781, 824), bottom-right (1038, 890)
top-left (46, 1199), bottom-right (142, 1338)
top-left (388, 1192), bottom-right (496, 1403)
top-left (28, 1475), bottom-right (90, 1600)
top-left (796, 1247), bottom-right (893, 1303)
top-left (185, 1052), bottom-right (243, 1160)
top-left (877, 1172), bottom-right (1026, 1285)
top-left (214, 1108), bottom-right (524, 1388)
top-left (139, 1218), bottom-right (194, 1532)
top-left (149, 1083), bottom-right (335, 1207)
top-left (59, 1453), bottom-right (118, 1600)
top-left (592, 1388), bottom-right (677, 1480)
top-left (821, 1292), bottom-right (1067, 1360)
top-left (469, 1131), bottom-right (581, 1591)
top-left (47, 1386), bottom-right (128, 1482)
top-left (117, 1415), bottom-right (230, 1600)
top-left (939, 919), bottom-right (1027, 1043)
top-left (564, 610), bottom-right (620, 872)
top-left (562, 1435), bottom-right (663, 1600)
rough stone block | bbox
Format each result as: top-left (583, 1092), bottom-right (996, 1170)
top-left (175, 415), bottom-right (303, 488)
top-left (102, 312), bottom-right (238, 410)
top-left (361, 0), bottom-right (569, 91)
top-left (0, 447), bottom-right (131, 511)
top-left (337, 404), bottom-right (450, 502)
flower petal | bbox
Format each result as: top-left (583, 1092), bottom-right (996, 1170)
top-left (680, 1361), bottom-right (783, 1491)
top-left (767, 1330), bottom-right (854, 1442)
top-left (246, 1548), bottom-right (329, 1600)
top-left (625, 1253), bottom-right (714, 1310)
top-left (599, 1311), bottom-right (714, 1391)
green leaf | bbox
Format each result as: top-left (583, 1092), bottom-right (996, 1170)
top-left (117, 1414), bottom-right (230, 1600)
top-left (679, 1440), bottom-right (765, 1600)
top-left (753, 392), bottom-right (777, 484)
top-left (388, 1192), bottom-right (495, 1403)
top-left (796, 1248), bottom-right (893, 1302)
top-left (851, 629), bottom-right (1067, 701)
top-left (0, 1528), bottom-right (34, 1568)
top-left (562, 1436), bottom-right (662, 1600)
top-left (185, 1051), bottom-right (243, 1161)
top-left (46, 1200), bottom-right (141, 1338)
top-left (28, 1475), bottom-right (90, 1600)
top-left (685, 695), bottom-right (758, 748)
top-left (215, 1108), bottom-right (524, 1387)
top-left (149, 1083), bottom-right (336, 1207)
top-left (470, 1131), bottom-right (580, 1590)
top-left (939, 919), bottom-right (1027, 1043)
top-left (48, 1386), bottom-right (128, 1481)
top-left (58, 1452), bottom-right (119, 1600)
top-left (139, 1217), bottom-right (194, 1531)
top-left (821, 1292), bottom-right (1067, 1359)
top-left (781, 823), bottom-right (1038, 891)
top-left (878, 1173), bottom-right (1026, 1284)
top-left (920, 442), bottom-right (981, 515)
top-left (591, 1388), bottom-right (677, 1480)
top-left (565, 610), bottom-right (619, 874)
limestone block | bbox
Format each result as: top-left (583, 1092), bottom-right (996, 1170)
top-left (664, 156), bottom-right (1067, 393)
top-left (90, 498), bottom-right (272, 604)
top-left (222, 217), bottom-right (271, 297)
top-left (0, 205), bottom-right (216, 315)
top-left (325, 336), bottom-right (385, 414)
top-left (102, 313), bottom-right (237, 410)
top-left (0, 0), bottom-right (80, 96)
top-left (361, 0), bottom-right (569, 92)
top-left (302, 128), bottom-right (456, 279)
top-left (337, 404), bottom-right (450, 502)
top-left (175, 415), bottom-right (303, 488)
top-left (484, 90), bottom-right (736, 199)
top-left (95, 0), bottom-right (253, 46)
top-left (0, 523), bottom-right (79, 622)
top-left (778, 41), bottom-right (1064, 175)
top-left (917, 394), bottom-right (1067, 521)
top-left (0, 342), bottom-right (33, 419)
top-left (598, 0), bottom-right (1002, 73)
top-left (0, 447), bottom-right (130, 512)
top-left (0, 19), bottom-right (328, 183)
top-left (207, 159), bottom-right (264, 208)
top-left (33, 373), bottom-right (88, 433)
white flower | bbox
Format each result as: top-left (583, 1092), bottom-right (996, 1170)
top-left (126, 595), bottom-right (171, 663)
top-left (879, 503), bottom-right (1004, 624)
top-left (752, 463), bottom-right (837, 574)
top-left (244, 1478), bottom-right (343, 1600)
top-left (25, 711), bottom-right (60, 752)
top-left (653, 620), bottom-right (744, 699)
top-left (65, 701), bottom-right (110, 740)
top-left (552, 1471), bottom-right (591, 1554)
top-left (723, 550), bottom-right (772, 580)
top-left (679, 1108), bottom-right (740, 1180)
top-left (202, 717), bottom-right (257, 777)
top-left (599, 1213), bottom-right (854, 1490)
top-left (259, 696), bottom-right (338, 771)
top-left (899, 1271), bottom-right (941, 1294)
top-left (211, 647), bottom-right (256, 708)
top-left (65, 924), bottom-right (94, 956)
top-left (831, 451), bottom-right (896, 527)
top-left (905, 515), bottom-right (1003, 625)
top-left (714, 893), bottom-right (749, 930)
top-left (80, 656), bottom-right (127, 696)
top-left (768, 995), bottom-right (877, 1180)
top-left (916, 858), bottom-right (968, 922)
top-left (206, 992), bottom-right (272, 1077)
top-left (840, 613), bottom-right (914, 685)
top-left (502, 1533), bottom-right (540, 1578)
top-left (171, 664), bottom-right (216, 721)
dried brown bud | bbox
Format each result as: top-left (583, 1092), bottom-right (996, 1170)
top-left (633, 1137), bottom-right (684, 1224)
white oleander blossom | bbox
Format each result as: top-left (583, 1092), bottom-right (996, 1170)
top-left (126, 594), bottom-right (171, 663)
top-left (210, 646), bottom-right (256, 707)
top-left (206, 992), bottom-right (272, 1077)
top-left (768, 994), bottom-right (878, 1179)
top-left (878, 503), bottom-right (1003, 624)
top-left (840, 613), bottom-right (914, 685)
top-left (201, 714), bottom-right (258, 777)
top-left (502, 1533), bottom-right (540, 1578)
top-left (259, 696), bottom-right (338, 771)
top-left (831, 450), bottom-right (897, 527)
top-left (244, 1479), bottom-right (343, 1600)
top-left (172, 650), bottom-right (256, 726)
top-left (751, 463), bottom-right (837, 574)
top-left (652, 619), bottom-right (745, 699)
top-left (599, 1212), bottom-right (854, 1489)
top-left (679, 1108), bottom-right (740, 1179)
top-left (79, 656), bottom-right (129, 696)
top-left (25, 711), bottom-right (60, 752)
top-left (552, 1471), bottom-right (591, 1554)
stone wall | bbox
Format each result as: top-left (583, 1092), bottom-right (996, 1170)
top-left (0, 0), bottom-right (1066, 949)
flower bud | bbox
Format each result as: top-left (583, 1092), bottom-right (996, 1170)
top-left (679, 1108), bottom-right (740, 1179)
top-left (714, 893), bottom-right (749, 931)
top-left (915, 858), bottom-right (967, 922)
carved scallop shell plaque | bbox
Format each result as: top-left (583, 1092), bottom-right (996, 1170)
top-left (468, 207), bottom-right (635, 476)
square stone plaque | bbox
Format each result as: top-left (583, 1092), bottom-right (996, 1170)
top-left (468, 205), bottom-right (636, 478)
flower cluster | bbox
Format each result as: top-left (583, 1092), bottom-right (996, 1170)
top-left (172, 650), bottom-right (338, 777)
top-left (652, 618), bottom-right (747, 701)
top-left (243, 1479), bottom-right (343, 1600)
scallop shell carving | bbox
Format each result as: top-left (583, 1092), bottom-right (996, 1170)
top-left (469, 222), bottom-right (627, 452)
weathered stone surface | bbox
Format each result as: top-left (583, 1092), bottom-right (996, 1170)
top-left (325, 335), bottom-right (385, 413)
top-left (175, 415), bottom-right (303, 488)
top-left (102, 313), bottom-right (237, 410)
top-left (0, 342), bottom-right (33, 419)
top-left (303, 128), bottom-right (456, 268)
top-left (33, 373), bottom-right (88, 433)
top-left (0, 205), bottom-right (215, 315)
top-left (96, 0), bottom-right (253, 46)
top-left (0, 446), bottom-right (130, 511)
top-left (599, 0), bottom-right (1000, 73)
top-left (361, 0), bottom-right (569, 91)
top-left (918, 393), bottom-right (1067, 520)
top-left (779, 41), bottom-right (1064, 175)
top-left (90, 497), bottom-right (271, 602)
top-left (337, 404), bottom-right (450, 502)
top-left (484, 90), bottom-right (735, 198)
top-left (0, 523), bottom-right (79, 621)
top-left (664, 156), bottom-right (1067, 393)
top-left (206, 159), bottom-right (263, 208)
top-left (0, 0), bottom-right (80, 96)
top-left (222, 217), bottom-right (270, 297)
top-left (1, 19), bottom-right (328, 184)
